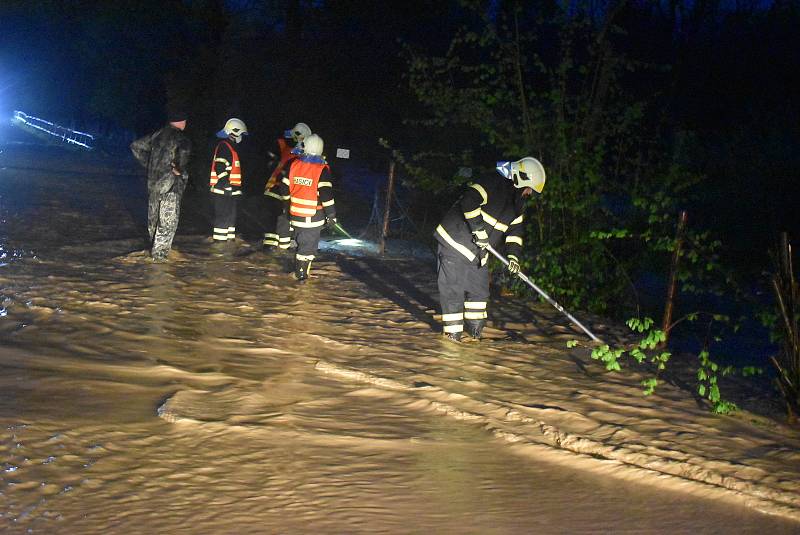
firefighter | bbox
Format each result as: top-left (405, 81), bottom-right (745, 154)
top-left (434, 157), bottom-right (546, 342)
top-left (262, 122), bottom-right (311, 253)
top-left (130, 109), bottom-right (192, 263)
top-left (209, 118), bottom-right (248, 245)
top-left (276, 133), bottom-right (337, 281)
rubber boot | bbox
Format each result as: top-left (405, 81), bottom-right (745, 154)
top-left (464, 319), bottom-right (486, 342)
top-left (294, 258), bottom-right (313, 281)
top-left (443, 331), bottom-right (462, 343)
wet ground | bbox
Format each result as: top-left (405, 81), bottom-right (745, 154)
top-left (1, 143), bottom-right (799, 533)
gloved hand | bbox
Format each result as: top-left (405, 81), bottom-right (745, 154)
top-left (471, 229), bottom-right (489, 250)
top-left (326, 217), bottom-right (338, 230)
top-left (507, 255), bottom-right (521, 274)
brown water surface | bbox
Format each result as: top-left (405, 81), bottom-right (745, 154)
top-left (1, 146), bottom-right (799, 533)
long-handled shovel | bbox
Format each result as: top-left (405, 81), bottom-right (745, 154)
top-left (486, 244), bottom-right (603, 343)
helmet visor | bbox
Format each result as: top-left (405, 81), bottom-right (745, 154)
top-left (495, 161), bottom-right (512, 179)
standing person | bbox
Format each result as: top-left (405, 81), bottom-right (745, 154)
top-left (209, 117), bottom-right (248, 245)
top-left (276, 133), bottom-right (337, 281)
top-left (434, 157), bottom-right (546, 342)
top-left (130, 109), bottom-right (192, 263)
top-left (262, 122), bottom-right (311, 253)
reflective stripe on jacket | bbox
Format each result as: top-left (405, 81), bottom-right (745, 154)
top-left (434, 176), bottom-right (526, 265)
top-left (265, 138), bottom-right (296, 192)
top-left (288, 159), bottom-right (330, 218)
top-left (209, 140), bottom-right (242, 187)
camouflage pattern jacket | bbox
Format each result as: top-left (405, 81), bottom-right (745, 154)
top-left (130, 125), bottom-right (192, 196)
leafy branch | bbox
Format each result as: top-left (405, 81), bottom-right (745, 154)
top-left (568, 314), bottom-right (758, 414)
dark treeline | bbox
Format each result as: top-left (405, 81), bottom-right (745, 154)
top-left (1, 0), bottom-right (798, 313)
top-left (395, 0), bottom-right (799, 316)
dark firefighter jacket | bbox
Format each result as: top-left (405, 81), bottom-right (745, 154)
top-left (130, 125), bottom-right (192, 196)
top-left (265, 137), bottom-right (298, 199)
top-left (276, 156), bottom-right (336, 229)
top-left (435, 175), bottom-right (526, 266)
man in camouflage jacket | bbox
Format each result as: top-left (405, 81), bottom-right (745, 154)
top-left (130, 111), bottom-right (192, 262)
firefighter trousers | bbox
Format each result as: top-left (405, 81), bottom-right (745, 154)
top-left (262, 195), bottom-right (291, 249)
top-left (212, 192), bottom-right (239, 242)
top-left (437, 244), bottom-right (489, 334)
top-left (148, 190), bottom-right (181, 261)
top-left (294, 225), bottom-right (322, 260)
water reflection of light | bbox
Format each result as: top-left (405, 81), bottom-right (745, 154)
top-left (336, 239), bottom-right (366, 247)
top-left (319, 238), bottom-right (379, 256)
top-left (0, 243), bottom-right (31, 265)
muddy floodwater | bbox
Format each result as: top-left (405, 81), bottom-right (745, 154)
top-left (1, 145), bottom-right (800, 533)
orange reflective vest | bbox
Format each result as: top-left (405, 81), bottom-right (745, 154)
top-left (265, 138), bottom-right (296, 191)
top-left (288, 159), bottom-right (329, 218)
top-left (209, 141), bottom-right (242, 187)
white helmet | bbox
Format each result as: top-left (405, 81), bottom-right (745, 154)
top-left (285, 122), bottom-right (311, 143)
top-left (217, 118), bottom-right (248, 143)
top-left (496, 157), bottom-right (546, 193)
top-left (303, 134), bottom-right (324, 156)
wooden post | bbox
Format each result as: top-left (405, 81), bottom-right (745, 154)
top-left (379, 158), bottom-right (397, 256)
top-left (662, 210), bottom-right (688, 343)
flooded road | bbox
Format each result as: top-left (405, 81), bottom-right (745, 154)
top-left (1, 145), bottom-right (799, 533)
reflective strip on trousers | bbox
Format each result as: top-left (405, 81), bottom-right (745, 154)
top-left (263, 232), bottom-right (279, 246)
top-left (464, 301), bottom-right (488, 320)
top-left (213, 227), bottom-right (228, 241)
top-left (441, 312), bottom-right (464, 333)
